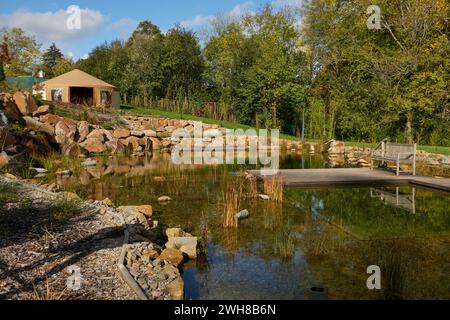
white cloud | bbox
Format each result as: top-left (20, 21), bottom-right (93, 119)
top-left (0, 7), bottom-right (104, 43)
top-left (180, 1), bottom-right (255, 30)
top-left (228, 1), bottom-right (255, 18)
top-left (272, 0), bottom-right (304, 9)
top-left (181, 15), bottom-right (216, 29)
top-left (107, 18), bottom-right (137, 31)
top-left (107, 18), bottom-right (138, 40)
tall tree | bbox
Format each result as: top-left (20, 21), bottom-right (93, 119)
top-left (204, 5), bottom-right (308, 131)
top-left (53, 56), bottom-right (75, 77)
top-left (42, 43), bottom-right (63, 77)
top-left (123, 21), bottom-right (166, 103)
top-left (163, 26), bottom-right (204, 100)
top-left (302, 0), bottom-right (449, 145)
top-left (0, 28), bottom-right (41, 76)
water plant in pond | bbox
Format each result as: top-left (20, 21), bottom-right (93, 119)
top-left (264, 174), bottom-right (284, 202)
top-left (262, 201), bottom-right (283, 230)
top-left (223, 182), bottom-right (238, 228)
top-left (245, 173), bottom-right (258, 200)
top-left (275, 231), bottom-right (296, 260)
top-left (45, 153), bottom-right (450, 299)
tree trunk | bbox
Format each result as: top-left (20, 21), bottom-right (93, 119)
top-left (405, 111), bottom-right (413, 144)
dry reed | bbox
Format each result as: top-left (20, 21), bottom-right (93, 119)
top-left (223, 183), bottom-right (238, 228)
top-left (263, 175), bottom-right (284, 202)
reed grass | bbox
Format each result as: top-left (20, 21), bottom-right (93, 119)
top-left (245, 173), bottom-right (258, 199)
top-left (223, 183), bottom-right (238, 228)
top-left (275, 232), bottom-right (295, 259)
top-left (264, 175), bottom-right (284, 202)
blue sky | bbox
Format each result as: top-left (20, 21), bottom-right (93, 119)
top-left (0, 0), bottom-right (302, 60)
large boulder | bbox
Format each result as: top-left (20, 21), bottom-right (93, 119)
top-left (32, 105), bottom-right (50, 117)
top-left (159, 248), bottom-right (184, 268)
top-left (105, 139), bottom-right (125, 154)
top-left (55, 119), bottom-right (77, 144)
top-left (0, 151), bottom-right (9, 169)
top-left (165, 228), bottom-right (184, 239)
top-left (77, 121), bottom-right (90, 142)
top-left (22, 116), bottom-right (55, 137)
top-left (13, 91), bottom-right (37, 116)
top-left (165, 237), bottom-right (198, 260)
top-left (113, 128), bottom-right (130, 139)
top-left (138, 137), bottom-right (152, 151)
top-left (61, 142), bottom-right (82, 157)
top-left (118, 205), bottom-right (153, 218)
top-left (1, 94), bottom-right (22, 122)
top-left (40, 114), bottom-right (62, 125)
top-left (165, 277), bottom-right (184, 300)
top-left (118, 205), bottom-right (149, 227)
top-left (80, 137), bottom-right (106, 154)
top-left (86, 129), bottom-right (105, 142)
top-left (130, 130), bottom-right (145, 138)
top-left (150, 137), bottom-right (161, 150)
top-left (121, 136), bottom-right (141, 153)
top-left (144, 129), bottom-right (157, 138)
top-left (323, 139), bottom-right (345, 155)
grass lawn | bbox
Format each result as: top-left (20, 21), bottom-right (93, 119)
top-left (121, 105), bottom-right (450, 155)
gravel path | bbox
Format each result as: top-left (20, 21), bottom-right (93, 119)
top-left (0, 175), bottom-right (136, 300)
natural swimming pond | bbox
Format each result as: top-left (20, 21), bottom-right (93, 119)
top-left (58, 153), bottom-right (450, 300)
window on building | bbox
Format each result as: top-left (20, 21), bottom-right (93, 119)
top-left (101, 90), bottom-right (112, 106)
top-left (51, 89), bottom-right (63, 102)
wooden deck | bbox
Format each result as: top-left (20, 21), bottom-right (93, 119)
top-left (248, 168), bottom-right (450, 192)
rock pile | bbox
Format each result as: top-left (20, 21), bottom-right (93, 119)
top-left (0, 92), bottom-right (154, 157)
top-left (124, 242), bottom-right (184, 300)
top-left (93, 200), bottom-right (197, 300)
top-left (322, 139), bottom-right (345, 155)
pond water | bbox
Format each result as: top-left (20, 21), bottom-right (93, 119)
top-left (59, 153), bottom-right (450, 300)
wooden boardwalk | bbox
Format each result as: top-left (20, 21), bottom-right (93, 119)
top-left (248, 168), bottom-right (450, 192)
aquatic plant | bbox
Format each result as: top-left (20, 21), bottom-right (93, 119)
top-left (263, 174), bottom-right (284, 202)
top-left (245, 173), bottom-right (258, 199)
top-left (275, 231), bottom-right (295, 259)
top-left (223, 182), bottom-right (238, 228)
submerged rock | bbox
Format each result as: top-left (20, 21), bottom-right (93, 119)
top-left (158, 196), bottom-right (172, 203)
top-left (237, 209), bottom-right (249, 220)
top-left (82, 159), bottom-right (97, 167)
top-left (165, 277), bottom-right (184, 300)
top-left (258, 194), bottom-right (270, 200)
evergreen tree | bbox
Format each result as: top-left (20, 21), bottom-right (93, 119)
top-left (42, 43), bottom-right (63, 77)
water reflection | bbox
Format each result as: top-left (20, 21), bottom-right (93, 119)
top-left (53, 153), bottom-right (450, 300)
top-left (370, 187), bottom-right (416, 214)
